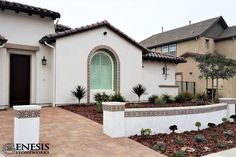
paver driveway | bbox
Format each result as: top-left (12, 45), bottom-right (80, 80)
top-left (0, 107), bottom-right (165, 157)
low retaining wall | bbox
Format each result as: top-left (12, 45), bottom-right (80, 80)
top-left (103, 98), bottom-right (236, 138)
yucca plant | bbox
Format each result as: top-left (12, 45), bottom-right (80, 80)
top-left (71, 85), bottom-right (86, 104)
top-left (132, 84), bottom-right (147, 102)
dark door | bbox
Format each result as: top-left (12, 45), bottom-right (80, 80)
top-left (10, 54), bottom-right (30, 106)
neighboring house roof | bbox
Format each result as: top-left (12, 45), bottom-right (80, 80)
top-left (215, 26), bottom-right (236, 41)
top-left (0, 0), bottom-right (60, 19)
top-left (55, 24), bottom-right (71, 32)
top-left (40, 20), bottom-right (147, 52)
top-left (0, 34), bottom-right (7, 44)
top-left (140, 16), bottom-right (227, 49)
top-left (143, 51), bottom-right (186, 64)
top-left (179, 52), bottom-right (200, 58)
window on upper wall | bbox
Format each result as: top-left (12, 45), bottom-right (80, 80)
top-left (205, 39), bottom-right (209, 49)
top-left (161, 44), bottom-right (176, 56)
top-left (161, 46), bottom-right (169, 53)
top-left (90, 52), bottom-right (113, 90)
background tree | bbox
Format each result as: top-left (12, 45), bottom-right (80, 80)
top-left (195, 52), bottom-right (236, 103)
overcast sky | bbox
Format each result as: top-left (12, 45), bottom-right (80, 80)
top-left (12, 0), bottom-right (236, 41)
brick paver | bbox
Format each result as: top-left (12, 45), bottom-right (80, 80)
top-left (0, 107), bottom-right (165, 157)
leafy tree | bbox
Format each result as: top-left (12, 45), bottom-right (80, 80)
top-left (132, 84), bottom-right (147, 102)
top-left (71, 85), bottom-right (86, 103)
top-left (195, 52), bottom-right (236, 102)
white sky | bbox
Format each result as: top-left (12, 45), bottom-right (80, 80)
top-left (11, 0), bottom-right (236, 41)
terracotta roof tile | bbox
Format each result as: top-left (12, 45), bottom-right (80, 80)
top-left (0, 0), bottom-right (60, 19)
top-left (40, 20), bottom-right (185, 64)
top-left (0, 34), bottom-right (7, 43)
top-left (143, 51), bottom-right (186, 64)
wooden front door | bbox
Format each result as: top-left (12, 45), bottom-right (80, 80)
top-left (10, 54), bottom-right (30, 106)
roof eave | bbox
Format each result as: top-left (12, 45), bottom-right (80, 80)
top-left (215, 35), bottom-right (236, 42)
top-left (146, 36), bottom-right (198, 49)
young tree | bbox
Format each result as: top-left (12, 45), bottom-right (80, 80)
top-left (195, 52), bottom-right (236, 102)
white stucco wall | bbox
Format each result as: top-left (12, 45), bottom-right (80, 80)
top-left (0, 10), bottom-right (54, 107)
top-left (125, 104), bottom-right (228, 136)
top-left (55, 27), bottom-right (143, 104)
top-left (142, 61), bottom-right (178, 100)
top-left (103, 103), bottom-right (235, 137)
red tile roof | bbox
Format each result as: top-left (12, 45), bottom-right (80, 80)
top-left (40, 20), bottom-right (186, 64)
top-left (0, 0), bottom-right (60, 20)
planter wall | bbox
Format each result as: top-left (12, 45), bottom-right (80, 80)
top-left (103, 99), bottom-right (236, 138)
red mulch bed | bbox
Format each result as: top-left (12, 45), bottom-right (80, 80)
top-left (60, 104), bottom-right (103, 124)
top-left (125, 102), bottom-right (210, 108)
top-left (129, 122), bottom-right (236, 157)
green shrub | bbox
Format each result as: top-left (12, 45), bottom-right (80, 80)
top-left (224, 130), bottom-right (234, 139)
top-left (174, 150), bottom-right (185, 157)
top-left (110, 93), bottom-right (126, 102)
top-left (95, 102), bottom-right (103, 113)
top-left (194, 134), bottom-right (207, 143)
top-left (222, 117), bottom-right (228, 123)
top-left (217, 142), bottom-right (225, 149)
top-left (162, 94), bottom-right (173, 103)
top-left (148, 95), bottom-right (158, 104)
top-left (154, 96), bottom-right (166, 105)
top-left (195, 121), bottom-right (201, 130)
top-left (152, 142), bottom-right (166, 153)
top-left (94, 92), bottom-right (110, 113)
top-left (141, 128), bottom-right (152, 137)
top-left (175, 137), bottom-right (184, 145)
top-left (94, 92), bottom-right (110, 103)
top-left (196, 92), bottom-right (207, 101)
top-left (175, 92), bottom-right (194, 103)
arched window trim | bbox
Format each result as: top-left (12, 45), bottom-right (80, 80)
top-left (90, 51), bottom-right (114, 90)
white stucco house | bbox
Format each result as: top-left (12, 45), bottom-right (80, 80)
top-left (0, 1), bottom-right (185, 109)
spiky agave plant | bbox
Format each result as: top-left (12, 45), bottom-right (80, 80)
top-left (132, 84), bottom-right (147, 102)
top-left (71, 85), bottom-right (86, 104)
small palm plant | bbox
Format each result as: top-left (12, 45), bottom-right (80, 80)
top-left (71, 85), bottom-right (86, 104)
top-left (132, 84), bottom-right (147, 102)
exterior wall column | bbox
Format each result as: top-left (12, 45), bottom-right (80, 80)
top-left (219, 98), bottom-right (236, 121)
top-left (13, 105), bottom-right (41, 150)
top-left (102, 102), bottom-right (125, 138)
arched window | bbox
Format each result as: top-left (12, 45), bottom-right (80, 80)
top-left (90, 52), bottom-right (113, 90)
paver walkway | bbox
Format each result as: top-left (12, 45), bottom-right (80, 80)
top-left (0, 107), bottom-right (165, 157)
top-left (203, 148), bottom-right (236, 157)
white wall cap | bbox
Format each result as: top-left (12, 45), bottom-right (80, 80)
top-left (219, 98), bottom-right (236, 101)
top-left (102, 102), bottom-right (126, 106)
top-left (13, 105), bottom-right (41, 110)
top-left (125, 103), bottom-right (227, 112)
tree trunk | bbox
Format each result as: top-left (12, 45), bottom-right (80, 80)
top-left (211, 78), bottom-right (214, 103)
top-left (206, 77), bottom-right (208, 94)
top-left (216, 78), bottom-right (219, 101)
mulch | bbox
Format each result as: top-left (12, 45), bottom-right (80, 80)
top-left (129, 122), bottom-right (236, 157)
top-left (60, 104), bottom-right (103, 124)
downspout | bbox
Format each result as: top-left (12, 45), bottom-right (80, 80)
top-left (44, 41), bottom-right (56, 107)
